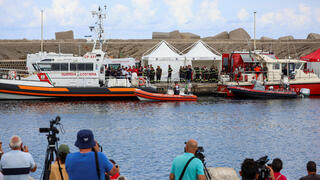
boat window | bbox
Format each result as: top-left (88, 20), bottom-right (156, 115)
top-left (51, 64), bottom-right (60, 71)
top-left (41, 59), bottom-right (53, 62)
top-left (32, 63), bottom-right (39, 71)
top-left (61, 63), bottom-right (68, 71)
top-left (273, 63), bottom-right (280, 70)
top-left (69, 63), bottom-right (94, 71)
top-left (78, 63), bottom-right (85, 71)
top-left (85, 63), bottom-right (93, 71)
top-left (38, 63), bottom-right (52, 71)
top-left (70, 63), bottom-right (77, 71)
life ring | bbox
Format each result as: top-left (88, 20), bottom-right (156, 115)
top-left (138, 78), bottom-right (146, 86)
top-left (8, 70), bottom-right (16, 79)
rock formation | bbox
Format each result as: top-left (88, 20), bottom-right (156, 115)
top-left (207, 167), bottom-right (240, 180)
top-left (152, 32), bottom-right (170, 39)
top-left (55, 30), bottom-right (74, 40)
top-left (204, 31), bottom-right (229, 40)
top-left (169, 30), bottom-right (181, 39)
top-left (152, 30), bottom-right (200, 39)
top-left (307, 33), bottom-right (320, 40)
top-left (278, 36), bottom-right (294, 40)
top-left (180, 32), bottom-right (200, 39)
top-left (260, 36), bottom-right (274, 40)
top-left (229, 28), bottom-right (251, 40)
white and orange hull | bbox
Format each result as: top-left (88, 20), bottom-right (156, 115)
top-left (0, 79), bottom-right (138, 100)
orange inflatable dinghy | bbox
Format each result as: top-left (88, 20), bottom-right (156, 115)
top-left (134, 89), bottom-right (197, 101)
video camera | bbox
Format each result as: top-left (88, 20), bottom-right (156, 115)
top-left (39, 116), bottom-right (61, 134)
top-left (195, 146), bottom-right (205, 163)
top-left (255, 156), bottom-right (270, 180)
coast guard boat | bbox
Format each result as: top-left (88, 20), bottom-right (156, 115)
top-left (0, 6), bottom-right (148, 100)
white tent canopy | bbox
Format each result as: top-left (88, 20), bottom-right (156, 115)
top-left (142, 40), bottom-right (191, 81)
top-left (183, 40), bottom-right (222, 71)
top-left (184, 40), bottom-right (221, 60)
top-left (142, 40), bottom-right (184, 60)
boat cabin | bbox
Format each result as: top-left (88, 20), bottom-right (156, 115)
top-left (221, 51), bottom-right (277, 74)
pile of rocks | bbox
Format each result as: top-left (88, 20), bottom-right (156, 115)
top-left (152, 30), bottom-right (200, 40)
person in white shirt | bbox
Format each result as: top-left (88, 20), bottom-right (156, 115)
top-left (0, 135), bottom-right (37, 180)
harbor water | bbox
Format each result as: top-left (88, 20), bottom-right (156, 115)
top-left (0, 97), bottom-right (320, 179)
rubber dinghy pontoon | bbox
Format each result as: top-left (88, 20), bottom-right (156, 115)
top-left (134, 89), bottom-right (197, 101)
top-left (227, 86), bottom-right (298, 99)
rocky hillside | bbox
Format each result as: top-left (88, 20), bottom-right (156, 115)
top-left (0, 39), bottom-right (319, 60)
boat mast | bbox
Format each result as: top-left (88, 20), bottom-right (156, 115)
top-left (253, 11), bottom-right (256, 52)
top-left (41, 9), bottom-right (44, 54)
top-left (90, 5), bottom-right (107, 51)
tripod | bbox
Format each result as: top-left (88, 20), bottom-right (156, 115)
top-left (203, 161), bottom-right (211, 180)
top-left (41, 135), bottom-right (64, 180)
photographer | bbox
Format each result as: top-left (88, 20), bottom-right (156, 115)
top-left (169, 139), bottom-right (205, 180)
top-left (0, 135), bottom-right (37, 179)
top-left (65, 129), bottom-right (119, 180)
top-left (240, 158), bottom-right (275, 180)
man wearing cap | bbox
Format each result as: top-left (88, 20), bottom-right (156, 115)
top-left (49, 144), bottom-right (70, 180)
top-left (0, 135), bottom-right (37, 180)
top-left (66, 129), bottom-right (119, 180)
top-left (170, 139), bottom-right (205, 180)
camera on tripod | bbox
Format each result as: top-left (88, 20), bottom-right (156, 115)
top-left (39, 116), bottom-right (64, 180)
top-left (255, 156), bottom-right (270, 180)
top-left (39, 116), bottom-right (61, 134)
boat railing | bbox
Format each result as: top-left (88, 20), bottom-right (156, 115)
top-left (0, 68), bottom-right (29, 80)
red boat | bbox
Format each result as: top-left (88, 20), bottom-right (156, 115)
top-left (218, 51), bottom-right (320, 97)
top-left (134, 89), bottom-right (197, 101)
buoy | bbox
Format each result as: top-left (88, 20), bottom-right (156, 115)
top-left (138, 78), bottom-right (146, 86)
top-left (8, 70), bottom-right (17, 79)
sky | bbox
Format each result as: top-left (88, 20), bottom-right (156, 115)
top-left (0, 0), bottom-right (319, 40)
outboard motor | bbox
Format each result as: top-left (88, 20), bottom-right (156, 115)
top-left (300, 88), bottom-right (310, 97)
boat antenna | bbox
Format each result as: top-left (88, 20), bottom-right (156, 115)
top-left (90, 5), bottom-right (107, 51)
top-left (253, 11), bottom-right (256, 52)
top-left (41, 9), bottom-right (44, 54)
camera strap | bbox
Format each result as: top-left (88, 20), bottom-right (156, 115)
top-left (94, 151), bottom-right (101, 180)
top-left (178, 156), bottom-right (195, 180)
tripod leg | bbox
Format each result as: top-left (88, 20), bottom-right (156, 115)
top-left (42, 145), bottom-right (52, 180)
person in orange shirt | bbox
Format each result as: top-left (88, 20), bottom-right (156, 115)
top-left (254, 64), bottom-right (261, 80)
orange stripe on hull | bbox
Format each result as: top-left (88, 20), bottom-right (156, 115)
top-left (18, 85), bottom-right (69, 92)
top-left (0, 90), bottom-right (136, 97)
top-left (108, 88), bottom-right (136, 92)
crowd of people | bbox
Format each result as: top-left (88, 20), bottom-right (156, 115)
top-left (104, 64), bottom-right (219, 84)
top-left (0, 131), bottom-right (126, 180)
top-left (0, 136), bottom-right (319, 180)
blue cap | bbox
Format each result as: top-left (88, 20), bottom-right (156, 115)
top-left (75, 129), bottom-right (96, 149)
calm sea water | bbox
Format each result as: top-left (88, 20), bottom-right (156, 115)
top-left (0, 97), bottom-right (319, 179)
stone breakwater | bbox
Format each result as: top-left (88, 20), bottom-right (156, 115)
top-left (0, 39), bottom-right (319, 60)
